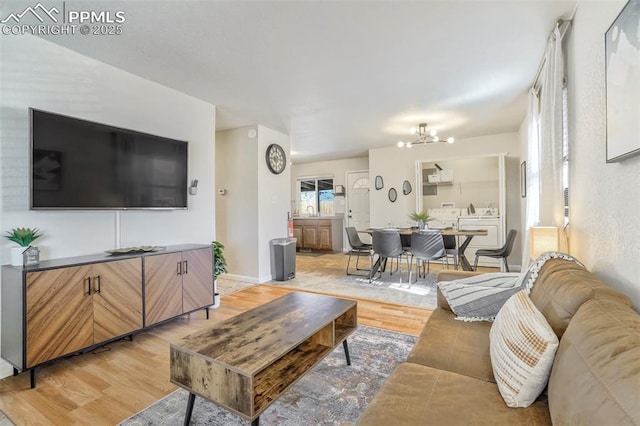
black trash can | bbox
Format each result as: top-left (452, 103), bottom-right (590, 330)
top-left (270, 238), bottom-right (296, 281)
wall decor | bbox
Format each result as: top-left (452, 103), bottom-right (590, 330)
top-left (402, 180), bottom-right (412, 195)
top-left (520, 161), bottom-right (527, 198)
top-left (388, 188), bottom-right (397, 203)
top-left (265, 143), bottom-right (286, 174)
top-left (375, 175), bottom-right (384, 190)
top-left (605, 0), bottom-right (640, 162)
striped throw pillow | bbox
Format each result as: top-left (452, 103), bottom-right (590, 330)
top-left (489, 291), bottom-right (559, 408)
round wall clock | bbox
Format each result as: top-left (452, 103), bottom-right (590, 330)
top-left (266, 143), bottom-right (286, 174)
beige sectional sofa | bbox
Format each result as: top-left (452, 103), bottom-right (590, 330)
top-left (356, 258), bottom-right (639, 425)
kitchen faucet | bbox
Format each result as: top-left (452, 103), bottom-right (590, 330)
top-left (306, 205), bottom-right (316, 217)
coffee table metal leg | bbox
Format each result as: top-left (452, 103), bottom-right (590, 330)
top-left (184, 392), bottom-right (196, 426)
top-left (343, 339), bottom-right (351, 366)
top-left (251, 417), bottom-right (260, 426)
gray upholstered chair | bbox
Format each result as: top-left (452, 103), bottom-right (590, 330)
top-left (371, 230), bottom-right (408, 283)
top-left (409, 231), bottom-right (448, 283)
top-left (443, 235), bottom-right (459, 270)
top-left (473, 229), bottom-right (518, 272)
top-left (345, 227), bottom-right (372, 276)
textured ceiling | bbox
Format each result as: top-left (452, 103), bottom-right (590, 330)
top-left (15, 0), bottom-right (577, 163)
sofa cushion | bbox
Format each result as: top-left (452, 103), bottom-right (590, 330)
top-left (407, 307), bottom-right (495, 383)
top-left (529, 258), bottom-right (632, 338)
top-left (355, 363), bottom-right (551, 425)
top-left (490, 291), bottom-right (559, 408)
top-left (548, 299), bottom-right (640, 425)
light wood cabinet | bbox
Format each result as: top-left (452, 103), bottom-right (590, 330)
top-left (1, 244), bottom-right (212, 388)
top-left (292, 225), bottom-right (302, 249)
top-left (293, 218), bottom-right (344, 252)
top-left (25, 258), bottom-right (142, 368)
top-left (181, 248), bottom-right (214, 313)
top-left (145, 247), bottom-right (213, 326)
top-left (318, 225), bottom-right (332, 250)
top-left (302, 225), bottom-right (319, 249)
top-left (144, 252), bottom-right (183, 326)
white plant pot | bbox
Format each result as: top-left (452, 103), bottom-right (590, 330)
top-left (212, 279), bottom-right (220, 308)
top-left (11, 246), bottom-right (26, 266)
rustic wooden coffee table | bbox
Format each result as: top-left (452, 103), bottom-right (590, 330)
top-left (170, 291), bottom-right (358, 425)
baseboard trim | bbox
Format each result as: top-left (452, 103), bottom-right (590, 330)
top-left (223, 273), bottom-right (259, 284)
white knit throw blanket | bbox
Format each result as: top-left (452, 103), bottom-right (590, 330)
top-left (438, 251), bottom-right (584, 322)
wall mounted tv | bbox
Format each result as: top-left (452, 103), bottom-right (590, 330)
top-left (30, 108), bottom-right (188, 210)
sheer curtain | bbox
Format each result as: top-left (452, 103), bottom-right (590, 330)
top-left (522, 22), bottom-right (570, 268)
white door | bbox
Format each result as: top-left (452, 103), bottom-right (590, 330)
top-left (346, 171), bottom-right (371, 244)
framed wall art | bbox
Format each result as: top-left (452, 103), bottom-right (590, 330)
top-left (605, 0), bottom-right (640, 162)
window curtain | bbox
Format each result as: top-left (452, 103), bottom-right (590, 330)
top-left (522, 22), bottom-right (569, 268)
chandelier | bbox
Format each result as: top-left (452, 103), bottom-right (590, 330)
top-left (396, 123), bottom-right (454, 148)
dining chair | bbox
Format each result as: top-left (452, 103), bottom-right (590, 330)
top-left (345, 227), bottom-right (372, 276)
top-left (371, 230), bottom-right (408, 283)
top-left (443, 235), bottom-right (459, 270)
top-left (473, 229), bottom-right (518, 272)
top-left (409, 231), bottom-right (448, 283)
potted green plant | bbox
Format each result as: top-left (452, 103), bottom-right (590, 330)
top-left (212, 241), bottom-right (228, 278)
top-left (408, 211), bottom-right (430, 230)
top-left (212, 241), bottom-right (228, 308)
top-left (5, 227), bottom-right (43, 266)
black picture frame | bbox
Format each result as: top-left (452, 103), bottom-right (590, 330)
top-left (605, 0), bottom-right (640, 162)
top-left (520, 161), bottom-right (527, 198)
top-left (402, 180), bottom-right (412, 195)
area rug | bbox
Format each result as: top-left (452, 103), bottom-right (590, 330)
top-left (271, 268), bottom-right (439, 309)
top-left (119, 326), bottom-right (416, 426)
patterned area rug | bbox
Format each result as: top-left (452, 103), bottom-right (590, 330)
top-left (272, 267), bottom-right (439, 309)
top-left (120, 326), bottom-right (416, 426)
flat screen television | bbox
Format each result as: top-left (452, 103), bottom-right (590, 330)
top-left (30, 108), bottom-right (188, 210)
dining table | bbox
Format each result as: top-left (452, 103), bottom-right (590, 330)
top-left (359, 227), bottom-right (488, 273)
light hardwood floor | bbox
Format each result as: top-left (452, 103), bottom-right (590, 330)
top-left (0, 253), bottom-right (490, 425)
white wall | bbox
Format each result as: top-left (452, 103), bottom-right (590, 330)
top-left (215, 125), bottom-right (290, 283)
top-left (0, 35), bottom-right (216, 377)
top-left (290, 157), bottom-right (369, 216)
top-left (566, 1), bottom-right (640, 308)
top-left (215, 127), bottom-right (259, 280)
top-left (369, 132), bottom-right (522, 264)
top-left (257, 125), bottom-right (291, 282)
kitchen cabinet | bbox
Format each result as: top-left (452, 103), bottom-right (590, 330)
top-left (24, 258), bottom-right (142, 368)
top-left (144, 247), bottom-right (214, 326)
top-left (292, 225), bottom-right (302, 249)
top-left (293, 218), bottom-right (343, 252)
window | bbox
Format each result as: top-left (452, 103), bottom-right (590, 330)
top-left (298, 177), bottom-right (334, 216)
top-left (562, 82), bottom-right (569, 225)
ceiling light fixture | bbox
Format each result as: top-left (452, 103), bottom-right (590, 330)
top-left (397, 123), bottom-right (454, 148)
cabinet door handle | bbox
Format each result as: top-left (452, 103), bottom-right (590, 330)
top-left (183, 260), bottom-right (188, 274)
top-left (94, 275), bottom-right (101, 294)
top-left (177, 261), bottom-right (182, 276)
top-left (84, 277), bottom-right (91, 296)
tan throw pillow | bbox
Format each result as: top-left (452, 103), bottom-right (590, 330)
top-left (490, 290), bottom-right (559, 408)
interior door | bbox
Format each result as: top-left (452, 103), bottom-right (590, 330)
top-left (347, 171), bottom-right (371, 243)
top-left (92, 258), bottom-right (143, 342)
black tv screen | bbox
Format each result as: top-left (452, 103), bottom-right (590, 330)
top-left (30, 109), bottom-right (188, 210)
